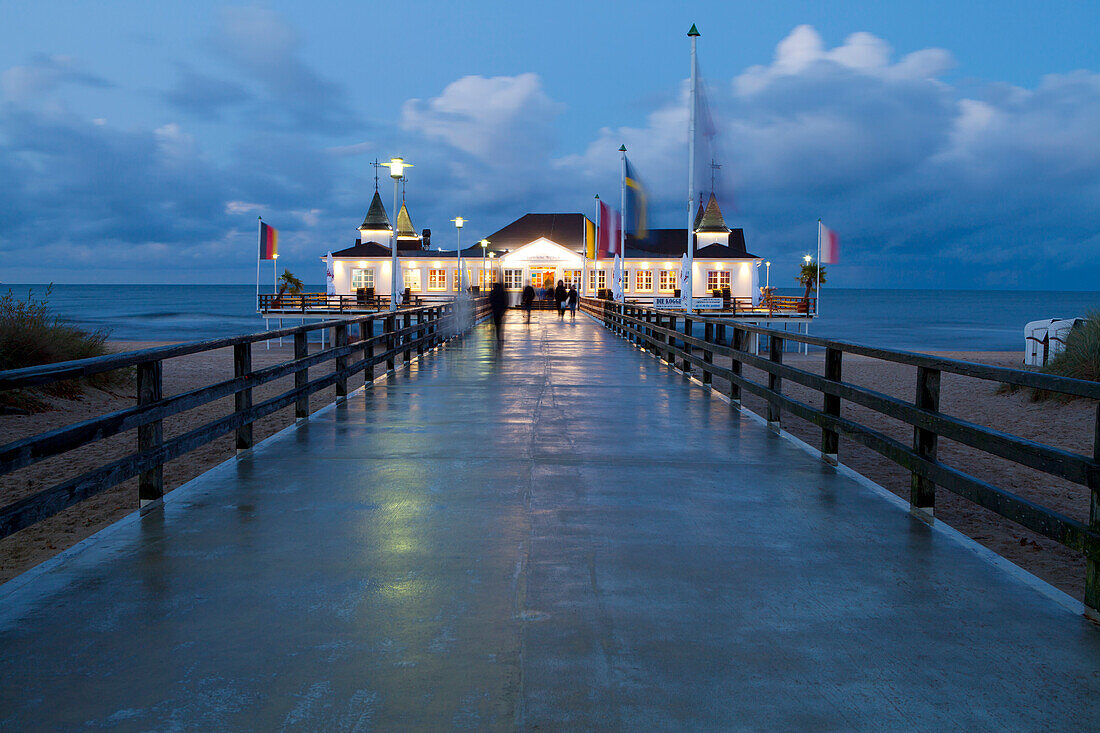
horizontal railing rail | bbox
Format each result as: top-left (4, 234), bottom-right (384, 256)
top-left (580, 296), bottom-right (1100, 611)
top-left (0, 297), bottom-right (492, 538)
top-left (259, 292), bottom-right (462, 312)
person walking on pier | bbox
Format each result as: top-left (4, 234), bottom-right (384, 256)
top-left (555, 280), bottom-right (567, 320)
top-left (489, 282), bottom-right (508, 346)
top-left (521, 284), bottom-right (535, 323)
top-left (567, 284), bottom-right (578, 320)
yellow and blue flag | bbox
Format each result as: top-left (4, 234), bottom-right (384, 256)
top-left (624, 158), bottom-right (647, 239)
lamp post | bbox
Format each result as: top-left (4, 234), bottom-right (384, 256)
top-left (388, 157), bottom-right (411, 311)
top-left (480, 239), bottom-right (489, 291)
top-left (489, 251), bottom-right (495, 286)
top-left (452, 217), bottom-right (465, 295)
top-left (765, 260), bottom-right (771, 289)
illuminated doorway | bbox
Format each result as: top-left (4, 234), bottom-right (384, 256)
top-left (530, 267), bottom-right (556, 290)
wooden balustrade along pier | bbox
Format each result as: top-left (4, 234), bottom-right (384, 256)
top-left (1, 297), bottom-right (1100, 729)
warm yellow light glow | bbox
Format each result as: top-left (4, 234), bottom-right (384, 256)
top-left (433, 260), bottom-right (441, 266)
top-left (716, 263), bottom-right (723, 270)
top-left (765, 261), bottom-right (771, 266)
top-left (641, 262), bottom-right (650, 268)
top-left (489, 252), bottom-right (495, 258)
top-left (407, 261), bottom-right (417, 267)
top-left (740, 263), bottom-right (749, 273)
top-left (480, 239), bottom-right (489, 248)
top-left (804, 254), bottom-right (813, 263)
top-left (388, 157), bottom-right (410, 179)
top-left (664, 262), bottom-right (672, 268)
top-left (452, 216), bottom-right (465, 229)
top-left (272, 253), bottom-right (278, 259)
top-left (358, 261), bottom-right (366, 267)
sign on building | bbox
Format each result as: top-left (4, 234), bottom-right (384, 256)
top-left (654, 297), bottom-right (684, 310)
top-left (694, 297), bottom-right (724, 310)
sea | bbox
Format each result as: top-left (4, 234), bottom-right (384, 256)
top-left (5, 284), bottom-right (1098, 353)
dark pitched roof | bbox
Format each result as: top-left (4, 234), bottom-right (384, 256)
top-left (482, 213), bottom-right (591, 252)
top-left (625, 228), bottom-right (755, 258)
top-left (331, 240), bottom-right (391, 258)
top-left (359, 191), bottom-right (391, 231)
top-left (696, 194), bottom-right (730, 234)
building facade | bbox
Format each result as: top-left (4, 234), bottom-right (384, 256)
top-left (327, 194), bottom-right (762, 306)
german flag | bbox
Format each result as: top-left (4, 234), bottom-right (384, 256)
top-left (624, 158), bottom-right (647, 239)
top-left (259, 222), bottom-right (278, 260)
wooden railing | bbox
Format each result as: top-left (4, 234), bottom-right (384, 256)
top-left (258, 292), bottom-right (460, 312)
top-left (0, 297), bottom-right (491, 538)
top-left (581, 297), bottom-right (1100, 611)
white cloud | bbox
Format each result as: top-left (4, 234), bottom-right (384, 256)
top-left (402, 73), bottom-right (564, 168)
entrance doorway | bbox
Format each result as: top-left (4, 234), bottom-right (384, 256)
top-left (530, 267), bottom-right (556, 291)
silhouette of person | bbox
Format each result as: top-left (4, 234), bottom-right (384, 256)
top-left (489, 282), bottom-right (508, 346)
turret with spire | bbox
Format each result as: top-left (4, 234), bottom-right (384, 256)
top-left (693, 193), bottom-right (731, 249)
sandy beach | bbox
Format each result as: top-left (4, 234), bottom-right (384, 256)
top-left (1, 335), bottom-right (1094, 602)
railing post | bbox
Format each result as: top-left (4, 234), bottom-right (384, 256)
top-left (911, 366), bottom-right (940, 513)
top-left (702, 322), bottom-right (714, 385)
top-left (767, 335), bottom-right (783, 429)
top-left (730, 328), bottom-right (744, 406)
top-left (234, 342), bottom-right (254, 452)
top-left (822, 347), bottom-right (842, 464)
top-left (681, 317), bottom-right (692, 373)
top-left (385, 315), bottom-right (396, 372)
top-left (335, 323), bottom-right (348, 401)
top-left (1085, 404), bottom-right (1100, 612)
top-left (403, 312), bottom-right (412, 363)
top-left (363, 318), bottom-right (376, 384)
top-left (137, 360), bottom-right (163, 508)
top-left (294, 331), bottom-right (309, 420)
top-left (416, 310), bottom-right (425, 357)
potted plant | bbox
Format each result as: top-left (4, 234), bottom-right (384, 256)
top-left (795, 262), bottom-right (826, 313)
top-left (274, 270), bottom-right (304, 307)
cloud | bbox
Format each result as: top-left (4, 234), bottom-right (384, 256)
top-left (163, 66), bottom-right (250, 119)
top-left (553, 26), bottom-right (1100, 288)
top-left (207, 7), bottom-right (360, 134)
top-left (1, 55), bottom-right (112, 102)
top-left (402, 73), bottom-right (564, 170)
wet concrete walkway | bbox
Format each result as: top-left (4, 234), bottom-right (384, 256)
top-left (2, 311), bottom-right (1100, 730)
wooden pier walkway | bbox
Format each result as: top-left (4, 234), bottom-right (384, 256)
top-left (2, 311), bottom-right (1099, 729)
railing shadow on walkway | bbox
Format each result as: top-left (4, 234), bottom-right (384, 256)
top-left (0, 297), bottom-right (491, 540)
top-left (581, 296), bottom-right (1100, 613)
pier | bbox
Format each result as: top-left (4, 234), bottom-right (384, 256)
top-left (2, 307), bottom-right (1100, 728)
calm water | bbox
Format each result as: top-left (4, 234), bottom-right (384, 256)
top-left (5, 284), bottom-right (1098, 352)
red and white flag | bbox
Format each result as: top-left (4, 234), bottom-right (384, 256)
top-left (598, 201), bottom-right (622, 257)
top-left (819, 221), bottom-right (839, 264)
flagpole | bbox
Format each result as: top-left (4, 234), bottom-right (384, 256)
top-left (816, 219), bottom-right (822, 318)
top-left (256, 217), bottom-right (262, 312)
top-left (594, 194), bottom-right (600, 296)
top-left (686, 24), bottom-right (700, 313)
top-left (619, 145), bottom-right (627, 262)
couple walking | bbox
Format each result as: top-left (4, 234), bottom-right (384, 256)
top-left (520, 280), bottom-right (578, 322)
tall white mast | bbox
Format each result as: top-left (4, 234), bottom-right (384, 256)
top-left (686, 24), bottom-right (699, 312)
top-left (620, 145), bottom-right (627, 261)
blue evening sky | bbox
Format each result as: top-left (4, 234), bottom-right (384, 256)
top-left (1, 1), bottom-right (1098, 289)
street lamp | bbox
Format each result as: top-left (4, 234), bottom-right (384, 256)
top-left (388, 157), bottom-right (411, 311)
top-left (452, 217), bottom-right (465, 295)
top-left (765, 260), bottom-right (771, 289)
top-left (480, 239), bottom-right (489, 291)
top-left (803, 254), bottom-right (813, 264)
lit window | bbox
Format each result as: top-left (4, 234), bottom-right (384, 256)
top-left (453, 267), bottom-right (471, 290)
top-left (403, 268), bottom-right (422, 291)
top-left (504, 269), bottom-right (523, 289)
top-left (621, 270), bottom-right (630, 291)
top-left (658, 270), bottom-right (677, 292)
top-left (635, 270), bottom-right (653, 292)
top-left (589, 269), bottom-right (607, 291)
top-left (706, 270), bottom-right (731, 292)
top-left (564, 269), bottom-right (582, 288)
top-left (428, 269), bottom-right (447, 291)
top-left (351, 268), bottom-right (374, 290)
top-left (479, 269), bottom-right (496, 287)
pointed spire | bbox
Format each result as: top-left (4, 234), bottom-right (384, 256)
top-left (695, 193), bottom-right (730, 234)
top-left (693, 202), bottom-right (705, 230)
top-left (688, 24), bottom-right (700, 37)
top-left (359, 190), bottom-right (391, 233)
top-left (395, 202), bottom-right (417, 239)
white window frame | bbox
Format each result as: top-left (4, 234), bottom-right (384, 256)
top-left (403, 268), bottom-right (422, 292)
top-left (658, 269), bottom-right (677, 293)
top-left (635, 270), bottom-right (653, 292)
top-left (351, 268), bottom-right (374, 290)
top-left (428, 269), bottom-right (447, 291)
top-left (706, 270), bottom-right (731, 292)
top-left (504, 268), bottom-right (523, 290)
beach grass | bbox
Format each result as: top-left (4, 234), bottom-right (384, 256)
top-left (0, 286), bottom-right (128, 413)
